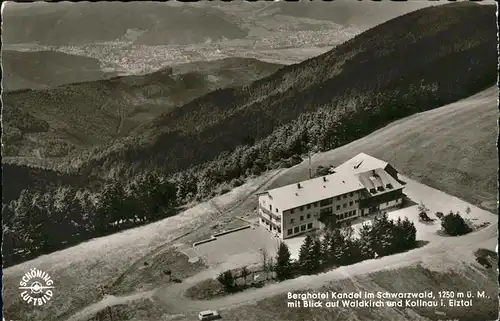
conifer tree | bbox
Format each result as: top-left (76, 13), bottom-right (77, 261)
top-left (311, 237), bottom-right (322, 271)
top-left (217, 270), bottom-right (235, 292)
top-left (321, 230), bottom-right (334, 265)
top-left (298, 234), bottom-right (314, 273)
top-left (358, 223), bottom-right (376, 259)
top-left (299, 235), bottom-right (322, 273)
top-left (275, 242), bottom-right (292, 281)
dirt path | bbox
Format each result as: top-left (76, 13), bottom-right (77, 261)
top-left (106, 169), bottom-right (285, 291)
top-left (152, 224), bottom-right (497, 313)
top-left (64, 223), bottom-right (496, 321)
top-left (64, 290), bottom-right (156, 321)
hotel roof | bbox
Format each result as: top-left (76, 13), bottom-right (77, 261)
top-left (334, 153), bottom-right (389, 175)
top-left (263, 171), bottom-right (365, 211)
top-left (356, 168), bottom-right (403, 197)
top-left (260, 153), bottom-right (404, 212)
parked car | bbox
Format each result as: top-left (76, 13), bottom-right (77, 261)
top-left (198, 310), bottom-right (221, 320)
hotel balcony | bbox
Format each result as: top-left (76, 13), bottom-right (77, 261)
top-left (259, 206), bottom-right (281, 223)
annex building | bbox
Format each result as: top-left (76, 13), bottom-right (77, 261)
top-left (258, 153), bottom-right (406, 239)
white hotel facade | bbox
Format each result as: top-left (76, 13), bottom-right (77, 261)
top-left (258, 153), bottom-right (406, 239)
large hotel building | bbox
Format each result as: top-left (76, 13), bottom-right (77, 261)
top-left (258, 153), bottom-right (406, 239)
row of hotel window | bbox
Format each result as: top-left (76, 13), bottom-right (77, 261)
top-left (338, 210), bottom-right (357, 220)
top-left (287, 222), bottom-right (314, 236)
top-left (269, 192), bottom-right (357, 214)
top-left (290, 213), bottom-right (313, 224)
top-left (289, 209), bottom-right (358, 224)
top-left (289, 200), bottom-right (359, 223)
top-left (261, 219), bottom-right (281, 233)
top-left (289, 192), bottom-right (357, 213)
top-left (335, 199), bottom-right (358, 209)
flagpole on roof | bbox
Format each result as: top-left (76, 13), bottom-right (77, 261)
top-left (308, 149), bottom-right (312, 179)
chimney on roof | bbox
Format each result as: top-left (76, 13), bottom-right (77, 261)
top-left (297, 183), bottom-right (301, 189)
top-left (323, 176), bottom-right (327, 182)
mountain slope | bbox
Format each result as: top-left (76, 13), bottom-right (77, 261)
top-left (1, 50), bottom-right (115, 91)
top-left (78, 3), bottom-right (497, 178)
top-left (268, 87), bottom-right (498, 212)
top-left (3, 58), bottom-right (282, 158)
top-left (1, 163), bottom-right (103, 204)
top-left (2, 2), bottom-right (247, 46)
top-left (197, 1), bottom-right (435, 35)
top-left (254, 0), bottom-right (435, 28)
top-left (2, 84), bottom-right (497, 320)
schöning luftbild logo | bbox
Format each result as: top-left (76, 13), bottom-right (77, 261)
top-left (18, 268), bottom-right (55, 306)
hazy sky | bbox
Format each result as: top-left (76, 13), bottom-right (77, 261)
top-left (2, 0), bottom-right (496, 16)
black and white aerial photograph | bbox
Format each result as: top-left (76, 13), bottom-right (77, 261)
top-left (1, 1), bottom-right (498, 321)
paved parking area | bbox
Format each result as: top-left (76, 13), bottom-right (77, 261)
top-left (383, 176), bottom-right (495, 241)
top-left (194, 226), bottom-right (280, 267)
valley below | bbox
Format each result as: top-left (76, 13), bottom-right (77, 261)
top-left (2, 29), bottom-right (348, 78)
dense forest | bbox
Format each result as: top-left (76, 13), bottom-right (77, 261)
top-left (2, 3), bottom-right (497, 267)
top-left (2, 163), bottom-right (103, 203)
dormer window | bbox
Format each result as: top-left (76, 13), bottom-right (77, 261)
top-left (369, 188), bottom-right (377, 194)
top-left (386, 184), bottom-right (393, 189)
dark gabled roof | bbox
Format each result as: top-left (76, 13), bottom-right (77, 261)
top-left (356, 168), bottom-right (403, 196)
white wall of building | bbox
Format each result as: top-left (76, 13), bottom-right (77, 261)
top-left (379, 198), bottom-right (402, 210)
top-left (258, 194), bottom-right (283, 237)
top-left (282, 202), bottom-right (320, 238)
top-left (259, 187), bottom-right (403, 240)
top-left (281, 189), bottom-right (363, 239)
top-left (330, 190), bottom-right (361, 223)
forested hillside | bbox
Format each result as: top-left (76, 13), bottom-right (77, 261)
top-left (2, 2), bottom-right (247, 46)
top-left (80, 3), bottom-right (496, 179)
top-left (2, 50), bottom-right (114, 92)
top-left (2, 163), bottom-right (104, 203)
top-left (2, 3), bottom-right (497, 267)
top-left (3, 58), bottom-right (282, 158)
